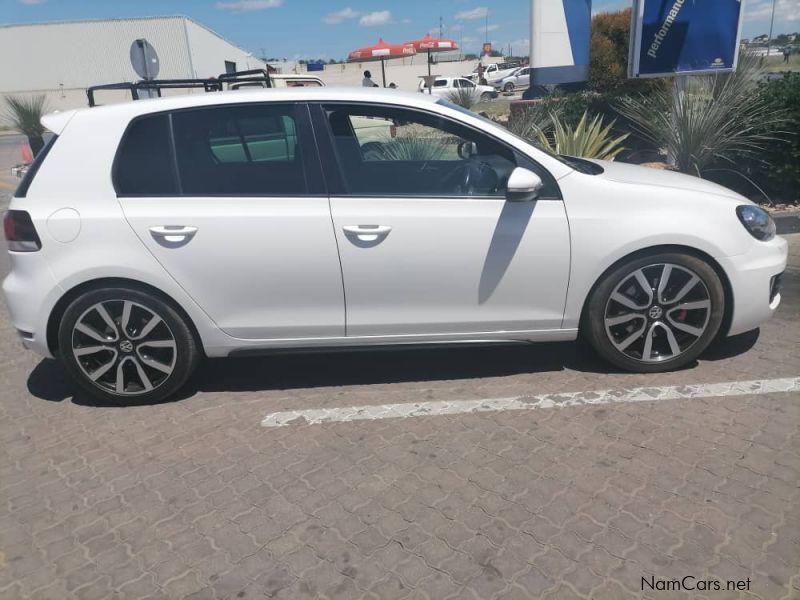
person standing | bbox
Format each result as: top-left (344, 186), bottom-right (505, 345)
top-left (783, 46), bottom-right (791, 64)
top-left (362, 70), bottom-right (376, 87)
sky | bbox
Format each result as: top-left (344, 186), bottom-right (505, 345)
top-left (2, 0), bottom-right (799, 61)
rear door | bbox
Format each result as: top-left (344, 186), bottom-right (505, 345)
top-left (115, 103), bottom-right (345, 340)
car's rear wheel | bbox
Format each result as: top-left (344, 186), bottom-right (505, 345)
top-left (503, 82), bottom-right (514, 93)
top-left (584, 253), bottom-right (725, 372)
top-left (480, 92), bottom-right (493, 102)
top-left (57, 286), bottom-right (200, 404)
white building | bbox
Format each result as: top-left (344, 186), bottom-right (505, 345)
top-left (0, 16), bottom-right (266, 120)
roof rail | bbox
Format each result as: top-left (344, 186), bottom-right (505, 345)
top-left (86, 69), bottom-right (272, 107)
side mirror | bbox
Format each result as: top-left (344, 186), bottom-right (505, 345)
top-left (457, 141), bottom-right (478, 160)
top-left (506, 167), bottom-right (543, 202)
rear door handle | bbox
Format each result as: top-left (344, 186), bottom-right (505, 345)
top-left (342, 225), bottom-right (392, 240)
top-left (149, 226), bottom-right (198, 245)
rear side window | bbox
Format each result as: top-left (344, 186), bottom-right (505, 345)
top-left (115, 114), bottom-right (177, 196)
top-left (15, 134), bottom-right (58, 198)
top-left (172, 104), bottom-right (307, 196)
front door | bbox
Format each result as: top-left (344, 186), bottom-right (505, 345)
top-left (316, 102), bottom-right (571, 337)
top-left (115, 103), bottom-right (344, 340)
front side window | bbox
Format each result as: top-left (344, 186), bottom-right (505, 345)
top-left (171, 104), bottom-right (307, 196)
top-left (324, 104), bottom-right (518, 198)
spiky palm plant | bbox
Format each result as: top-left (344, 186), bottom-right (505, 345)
top-left (373, 136), bottom-right (448, 162)
top-left (446, 87), bottom-right (479, 110)
top-left (507, 100), bottom-right (563, 140)
top-left (536, 111), bottom-right (629, 160)
top-left (3, 95), bottom-right (47, 157)
top-left (615, 52), bottom-right (784, 176)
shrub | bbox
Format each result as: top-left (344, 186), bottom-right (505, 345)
top-left (536, 111), bottom-right (629, 160)
top-left (3, 94), bottom-right (47, 156)
top-left (748, 73), bottom-right (800, 201)
top-left (446, 87), bottom-right (479, 110)
top-left (615, 52), bottom-right (784, 177)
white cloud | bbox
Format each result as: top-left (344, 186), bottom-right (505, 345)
top-left (450, 24), bottom-right (463, 32)
top-left (480, 24), bottom-right (500, 32)
top-left (745, 0), bottom-right (799, 22)
top-left (456, 7), bottom-right (489, 20)
top-left (18, 0), bottom-right (47, 4)
top-left (322, 7), bottom-right (360, 24)
top-left (216, 0), bottom-right (283, 11)
top-left (401, 18), bottom-right (412, 24)
top-left (359, 10), bottom-right (392, 26)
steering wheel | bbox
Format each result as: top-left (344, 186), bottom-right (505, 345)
top-left (439, 160), bottom-right (497, 195)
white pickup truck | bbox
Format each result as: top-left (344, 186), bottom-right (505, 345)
top-left (465, 62), bottom-right (522, 85)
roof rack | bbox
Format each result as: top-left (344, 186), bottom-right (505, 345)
top-left (86, 68), bottom-right (272, 107)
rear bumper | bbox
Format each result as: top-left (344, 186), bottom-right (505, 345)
top-left (2, 252), bottom-right (62, 358)
top-left (718, 235), bottom-right (788, 336)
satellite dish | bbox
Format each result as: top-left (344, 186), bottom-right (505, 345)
top-left (130, 39), bottom-right (160, 80)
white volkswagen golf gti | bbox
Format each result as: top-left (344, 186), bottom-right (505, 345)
top-left (3, 88), bottom-right (787, 403)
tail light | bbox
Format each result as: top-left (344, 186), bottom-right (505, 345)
top-left (4, 210), bottom-right (41, 252)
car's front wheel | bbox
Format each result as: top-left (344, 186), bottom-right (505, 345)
top-left (57, 286), bottom-right (200, 404)
top-left (503, 82), bottom-right (515, 93)
top-left (584, 253), bottom-right (725, 372)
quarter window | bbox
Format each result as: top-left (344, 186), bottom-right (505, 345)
top-left (171, 104), bottom-right (307, 196)
top-left (115, 114), bottom-right (177, 196)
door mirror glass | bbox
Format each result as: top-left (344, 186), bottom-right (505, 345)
top-left (457, 141), bottom-right (478, 160)
top-left (506, 167), bottom-right (543, 202)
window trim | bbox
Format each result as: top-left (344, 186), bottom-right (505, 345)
top-left (311, 101), bottom-right (562, 201)
top-left (15, 134), bottom-right (58, 198)
top-left (112, 102), bottom-right (325, 198)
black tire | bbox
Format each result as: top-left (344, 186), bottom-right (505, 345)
top-left (480, 92), bottom-right (492, 102)
top-left (504, 82), bottom-right (514, 93)
top-left (57, 286), bottom-right (200, 404)
top-left (583, 252), bottom-right (725, 373)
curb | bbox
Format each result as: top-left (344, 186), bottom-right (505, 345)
top-left (774, 211), bottom-right (800, 235)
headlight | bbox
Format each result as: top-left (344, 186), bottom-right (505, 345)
top-left (736, 205), bottom-right (776, 241)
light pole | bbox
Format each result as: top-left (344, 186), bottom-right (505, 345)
top-left (766, 0), bottom-right (777, 60)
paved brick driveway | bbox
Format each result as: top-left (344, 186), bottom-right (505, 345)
top-left (0, 189), bottom-right (797, 599)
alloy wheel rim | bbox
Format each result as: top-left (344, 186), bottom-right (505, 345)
top-left (603, 263), bottom-right (711, 363)
top-left (71, 300), bottom-right (177, 395)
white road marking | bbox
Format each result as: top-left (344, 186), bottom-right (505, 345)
top-left (261, 376), bottom-right (800, 428)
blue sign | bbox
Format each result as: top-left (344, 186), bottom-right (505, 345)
top-left (629, 0), bottom-right (744, 77)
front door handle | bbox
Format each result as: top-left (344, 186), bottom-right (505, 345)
top-left (149, 226), bottom-right (198, 246)
top-left (342, 225), bottom-right (392, 242)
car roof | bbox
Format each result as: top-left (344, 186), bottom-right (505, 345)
top-left (44, 86), bottom-right (440, 132)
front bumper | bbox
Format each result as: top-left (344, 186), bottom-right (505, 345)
top-left (717, 235), bottom-right (788, 336)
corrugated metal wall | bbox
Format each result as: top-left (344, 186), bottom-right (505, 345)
top-left (0, 17), bottom-right (193, 93)
top-left (184, 20), bottom-right (264, 79)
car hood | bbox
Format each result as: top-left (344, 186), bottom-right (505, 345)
top-left (587, 159), bottom-right (748, 202)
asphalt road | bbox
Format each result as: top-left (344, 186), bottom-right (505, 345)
top-left (0, 189), bottom-right (798, 599)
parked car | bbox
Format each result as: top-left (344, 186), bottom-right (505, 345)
top-left (497, 67), bottom-right (530, 92)
top-left (229, 74), bottom-right (324, 90)
top-left (418, 77), bottom-right (497, 100)
top-left (3, 87), bottom-right (787, 403)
